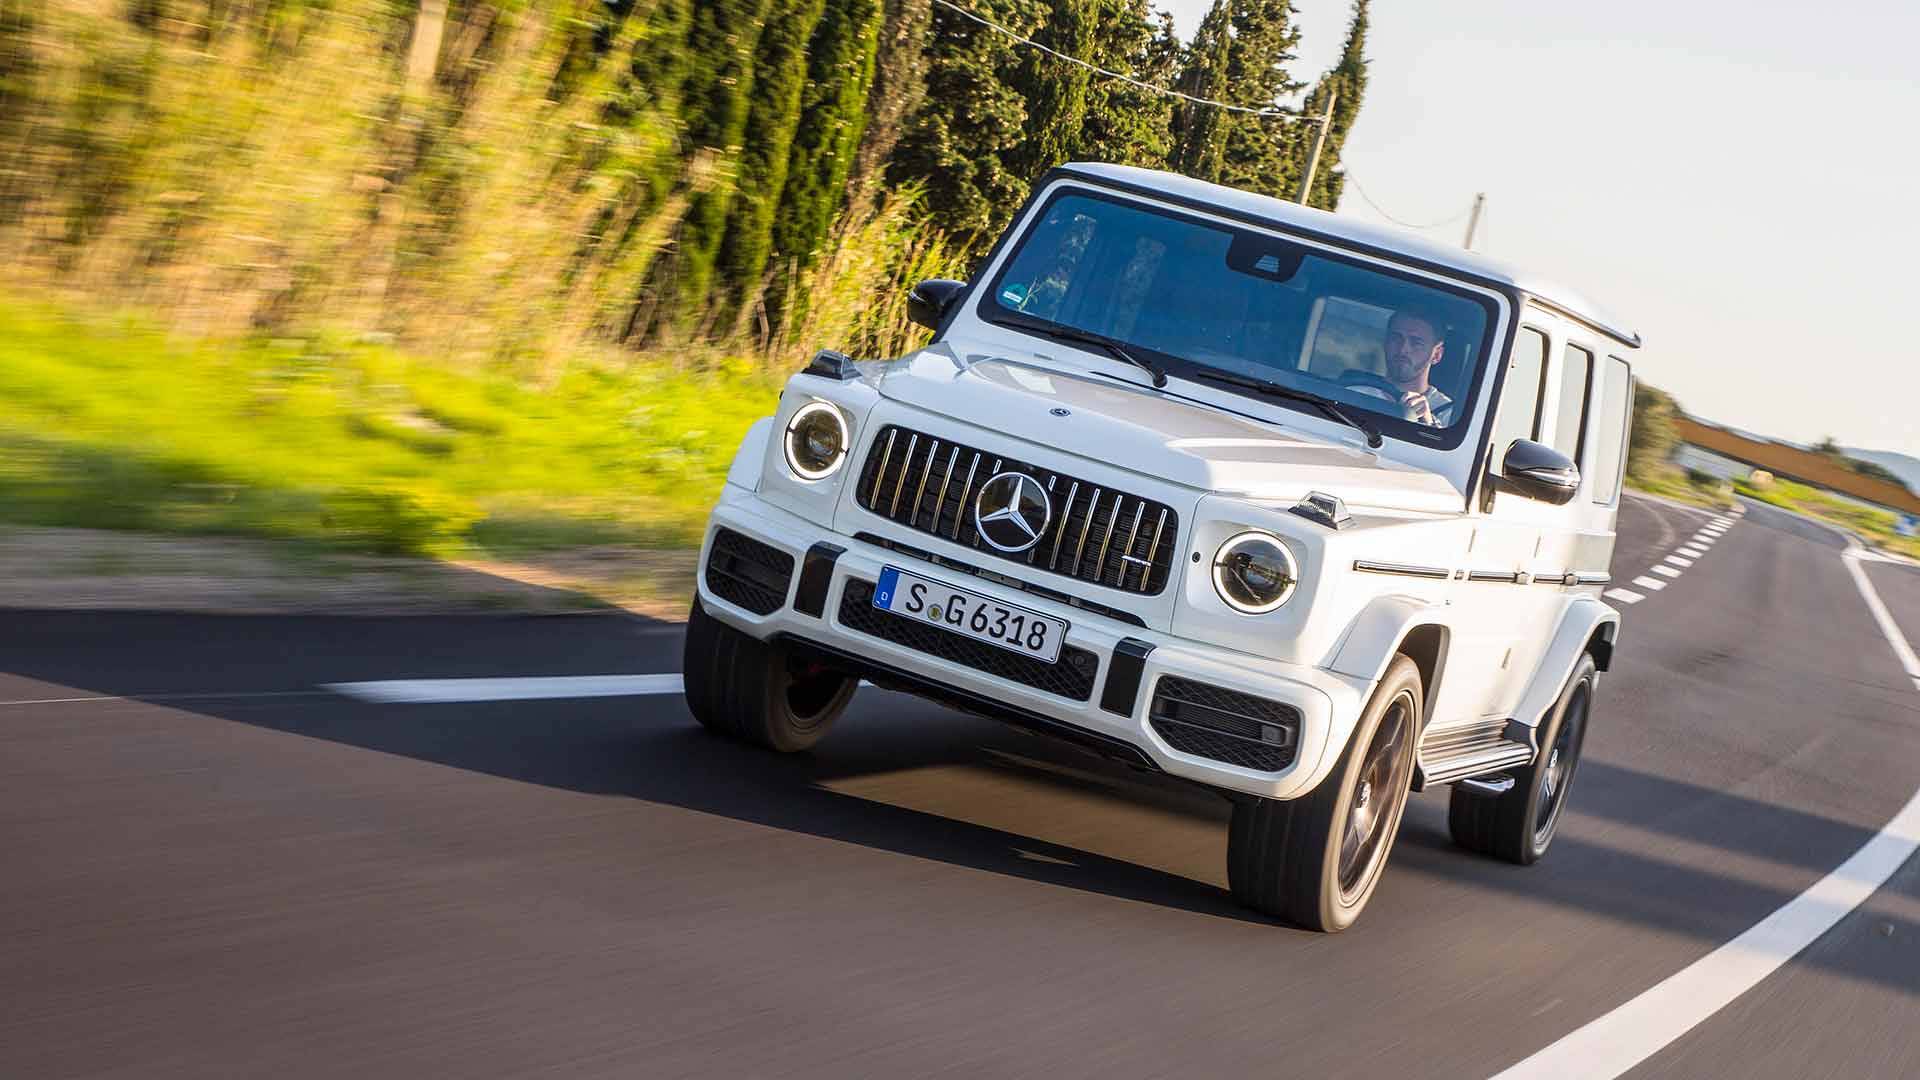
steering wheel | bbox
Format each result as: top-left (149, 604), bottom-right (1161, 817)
top-left (1337, 369), bottom-right (1404, 398)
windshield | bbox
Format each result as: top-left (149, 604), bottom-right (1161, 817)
top-left (983, 188), bottom-right (1499, 448)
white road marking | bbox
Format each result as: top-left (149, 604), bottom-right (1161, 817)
top-left (1664, 555), bottom-right (1693, 568)
top-left (1631, 575), bottom-right (1667, 592)
top-left (1679, 545), bottom-right (1708, 558)
top-left (1690, 532), bottom-right (1717, 544)
top-left (0, 690), bottom-right (332, 707)
top-left (1651, 565), bottom-right (1681, 578)
top-left (1603, 587), bottom-right (1643, 604)
top-left (327, 674), bottom-right (685, 704)
top-left (1494, 532), bottom-right (1920, 1080)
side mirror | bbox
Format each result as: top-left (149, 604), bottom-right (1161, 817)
top-left (1500, 439), bottom-right (1581, 505)
top-left (907, 278), bottom-right (967, 331)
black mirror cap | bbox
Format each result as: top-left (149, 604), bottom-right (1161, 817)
top-left (907, 278), bottom-right (967, 331)
top-left (1501, 438), bottom-right (1581, 505)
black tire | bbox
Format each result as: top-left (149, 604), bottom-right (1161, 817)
top-left (682, 597), bottom-right (855, 752)
top-left (1228, 655), bottom-right (1422, 932)
top-left (1449, 653), bottom-right (1596, 864)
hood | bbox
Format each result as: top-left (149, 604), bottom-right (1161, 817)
top-left (873, 345), bottom-right (1465, 512)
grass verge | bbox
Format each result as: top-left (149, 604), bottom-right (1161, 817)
top-left (0, 291), bottom-right (779, 558)
top-left (1734, 476), bottom-right (1920, 560)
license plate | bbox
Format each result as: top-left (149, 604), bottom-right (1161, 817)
top-left (872, 566), bottom-right (1067, 664)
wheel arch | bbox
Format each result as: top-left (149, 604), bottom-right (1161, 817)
top-left (1511, 597), bottom-right (1618, 738)
top-left (1325, 595), bottom-right (1455, 729)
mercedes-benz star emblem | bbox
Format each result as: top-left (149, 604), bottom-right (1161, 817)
top-left (973, 472), bottom-right (1052, 553)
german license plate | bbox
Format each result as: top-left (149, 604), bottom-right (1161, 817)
top-left (872, 566), bottom-right (1067, 664)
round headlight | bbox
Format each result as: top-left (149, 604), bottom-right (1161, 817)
top-left (1212, 531), bottom-right (1298, 614)
top-left (784, 400), bottom-right (849, 481)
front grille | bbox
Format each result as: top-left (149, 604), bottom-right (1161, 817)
top-left (1149, 676), bottom-right (1300, 772)
top-left (705, 528), bottom-right (794, 615)
top-left (855, 425), bottom-right (1179, 595)
top-left (837, 579), bottom-right (1097, 701)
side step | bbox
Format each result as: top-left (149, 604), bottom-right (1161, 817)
top-left (1414, 718), bottom-right (1534, 790)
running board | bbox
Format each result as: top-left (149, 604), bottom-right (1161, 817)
top-left (1414, 718), bottom-right (1535, 790)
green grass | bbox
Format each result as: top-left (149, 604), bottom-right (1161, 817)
top-left (1735, 476), bottom-right (1920, 560)
top-left (0, 292), bottom-right (780, 556)
top-left (1626, 465), bottom-right (1736, 511)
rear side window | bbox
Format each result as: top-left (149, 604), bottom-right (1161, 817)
top-left (1489, 327), bottom-right (1548, 468)
top-left (1551, 344), bottom-right (1593, 462)
top-left (1591, 355), bottom-right (1632, 504)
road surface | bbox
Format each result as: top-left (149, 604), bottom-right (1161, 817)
top-left (3, 496), bottom-right (1916, 1078)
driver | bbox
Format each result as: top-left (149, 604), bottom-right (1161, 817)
top-left (1351, 306), bottom-right (1453, 426)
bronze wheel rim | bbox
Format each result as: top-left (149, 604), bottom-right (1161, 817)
top-left (1339, 693), bottom-right (1413, 899)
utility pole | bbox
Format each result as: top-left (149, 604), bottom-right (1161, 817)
top-left (1294, 90), bottom-right (1338, 206)
top-left (1462, 192), bottom-right (1486, 250)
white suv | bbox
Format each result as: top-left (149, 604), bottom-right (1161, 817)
top-left (685, 164), bottom-right (1637, 931)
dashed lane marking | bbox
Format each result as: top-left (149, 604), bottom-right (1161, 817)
top-left (1495, 514), bottom-right (1920, 1079)
top-left (326, 675), bottom-right (685, 703)
top-left (1603, 587), bottom-right (1643, 604)
top-left (1665, 555), bottom-right (1693, 568)
top-left (1631, 576), bottom-right (1667, 592)
top-left (1679, 545), bottom-right (1708, 558)
top-left (1651, 565), bottom-right (1681, 578)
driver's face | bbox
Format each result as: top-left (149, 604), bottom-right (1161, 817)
top-left (1385, 315), bottom-right (1443, 387)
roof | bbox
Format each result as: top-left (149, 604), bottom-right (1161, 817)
top-left (1052, 163), bottom-right (1641, 349)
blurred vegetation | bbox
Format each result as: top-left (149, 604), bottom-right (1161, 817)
top-left (1736, 475), bottom-right (1920, 560)
top-left (0, 292), bottom-right (780, 555)
top-left (1620, 380), bottom-right (1730, 508)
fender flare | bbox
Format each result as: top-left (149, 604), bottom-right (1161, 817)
top-left (1510, 597), bottom-right (1619, 740)
top-left (726, 416), bottom-right (774, 492)
top-left (1325, 594), bottom-right (1456, 730)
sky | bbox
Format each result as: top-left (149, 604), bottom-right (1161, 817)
top-left (1162, 0), bottom-right (1919, 457)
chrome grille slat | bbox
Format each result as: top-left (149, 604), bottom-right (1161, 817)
top-left (869, 429), bottom-right (897, 505)
top-left (1140, 508), bottom-right (1168, 593)
top-left (1115, 502), bottom-right (1146, 587)
top-left (910, 439), bottom-right (940, 527)
top-left (855, 425), bottom-right (1177, 595)
top-left (1049, 481), bottom-right (1079, 571)
top-left (889, 434), bottom-right (918, 517)
top-left (1092, 492), bottom-right (1122, 584)
top-left (952, 453), bottom-right (982, 540)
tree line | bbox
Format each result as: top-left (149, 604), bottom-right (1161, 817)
top-left (0, 0), bottom-right (1369, 362)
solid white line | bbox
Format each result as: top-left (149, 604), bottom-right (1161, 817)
top-left (1651, 565), bottom-right (1682, 578)
top-left (0, 690), bottom-right (332, 707)
top-left (326, 674), bottom-right (685, 704)
top-left (1493, 538), bottom-right (1920, 1080)
top-left (1631, 575), bottom-right (1667, 592)
top-left (1665, 555), bottom-right (1693, 568)
top-left (1603, 587), bottom-right (1643, 604)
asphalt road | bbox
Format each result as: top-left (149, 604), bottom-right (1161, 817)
top-left (3, 496), bottom-right (1916, 1079)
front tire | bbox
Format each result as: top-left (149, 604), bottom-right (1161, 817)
top-left (683, 597), bottom-right (856, 752)
top-left (1448, 653), bottom-right (1595, 864)
top-left (1228, 655), bottom-right (1422, 932)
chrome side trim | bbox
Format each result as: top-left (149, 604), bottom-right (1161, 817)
top-left (1353, 560), bottom-right (1451, 580)
top-left (1467, 570), bottom-right (1519, 583)
top-left (1572, 571), bottom-right (1612, 586)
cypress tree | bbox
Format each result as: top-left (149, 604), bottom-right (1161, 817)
top-left (1168, 0), bottom-right (1232, 182)
top-left (717, 0), bottom-right (830, 320)
top-left (1074, 0), bottom-right (1178, 168)
top-left (1004, 0), bottom-right (1095, 180)
top-left (1216, 0), bottom-right (1302, 200)
top-left (659, 0), bottom-right (773, 327)
top-left (1296, 0), bottom-right (1367, 210)
top-left (849, 0), bottom-right (932, 194)
top-left (770, 0), bottom-right (884, 275)
top-left (891, 0), bottom-right (1041, 241)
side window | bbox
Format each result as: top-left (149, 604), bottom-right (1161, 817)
top-left (1489, 326), bottom-right (1548, 468)
top-left (1591, 356), bottom-right (1632, 504)
top-left (1551, 344), bottom-right (1594, 462)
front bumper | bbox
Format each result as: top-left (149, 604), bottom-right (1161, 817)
top-left (696, 485), bottom-right (1372, 800)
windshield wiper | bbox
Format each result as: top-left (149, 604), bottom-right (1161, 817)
top-left (989, 313), bottom-right (1168, 388)
top-left (1184, 369), bottom-right (1383, 449)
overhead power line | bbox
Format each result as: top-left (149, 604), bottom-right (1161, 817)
top-left (1341, 168), bottom-right (1474, 231)
top-left (927, 0), bottom-right (1323, 121)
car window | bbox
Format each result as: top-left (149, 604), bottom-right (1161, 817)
top-left (1551, 344), bottom-right (1593, 463)
top-left (1489, 326), bottom-right (1548, 470)
top-left (1591, 355), bottom-right (1632, 504)
top-left (985, 190), bottom-right (1497, 447)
